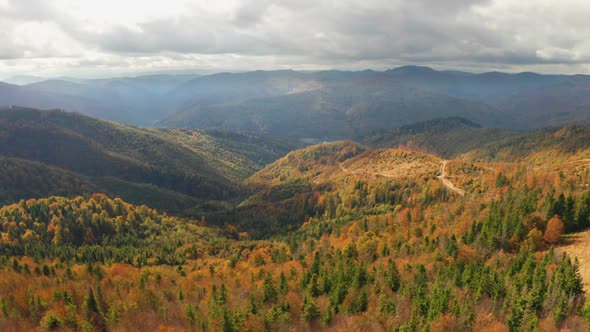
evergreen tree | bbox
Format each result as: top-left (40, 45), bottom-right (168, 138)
top-left (302, 294), bottom-right (320, 321)
top-left (263, 274), bottom-right (278, 303)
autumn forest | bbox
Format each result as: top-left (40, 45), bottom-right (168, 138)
top-left (0, 105), bottom-right (587, 332)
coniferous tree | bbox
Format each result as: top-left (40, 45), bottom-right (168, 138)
top-left (386, 259), bottom-right (401, 292)
top-left (302, 294), bottom-right (320, 321)
top-left (262, 274), bottom-right (278, 303)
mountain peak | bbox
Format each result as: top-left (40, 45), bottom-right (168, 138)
top-left (389, 65), bottom-right (437, 74)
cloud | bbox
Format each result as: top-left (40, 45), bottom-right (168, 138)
top-left (232, 0), bottom-right (273, 27)
top-left (0, 0), bottom-right (589, 76)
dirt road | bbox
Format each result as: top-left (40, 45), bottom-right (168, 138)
top-left (339, 160), bottom-right (465, 197)
top-left (437, 161), bottom-right (465, 196)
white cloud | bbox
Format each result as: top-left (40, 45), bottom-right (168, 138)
top-left (0, 0), bottom-right (589, 77)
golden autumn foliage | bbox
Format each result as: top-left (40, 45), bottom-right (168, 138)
top-left (544, 215), bottom-right (565, 244)
top-left (2, 123), bottom-right (590, 331)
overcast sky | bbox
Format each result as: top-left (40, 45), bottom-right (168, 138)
top-left (0, 0), bottom-right (589, 78)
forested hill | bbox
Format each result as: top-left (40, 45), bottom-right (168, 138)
top-left (157, 75), bottom-right (510, 140)
top-left (462, 124), bottom-right (590, 163)
top-left (2, 108), bottom-right (590, 330)
top-left (0, 194), bottom-right (228, 264)
top-left (0, 107), bottom-right (292, 213)
top-left (361, 117), bottom-right (518, 158)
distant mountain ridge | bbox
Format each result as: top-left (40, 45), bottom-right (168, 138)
top-left (2, 66), bottom-right (590, 141)
top-left (158, 74), bottom-right (511, 140)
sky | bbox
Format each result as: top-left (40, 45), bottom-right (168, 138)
top-left (1, 0), bottom-right (589, 78)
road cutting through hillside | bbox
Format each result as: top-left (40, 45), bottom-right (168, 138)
top-left (339, 160), bottom-right (465, 196)
top-left (437, 161), bottom-right (465, 196)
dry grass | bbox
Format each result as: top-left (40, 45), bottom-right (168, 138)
top-left (557, 230), bottom-right (590, 292)
top-left (339, 149), bottom-right (440, 179)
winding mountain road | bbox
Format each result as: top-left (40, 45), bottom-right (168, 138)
top-left (339, 160), bottom-right (466, 197)
top-left (437, 161), bottom-right (465, 196)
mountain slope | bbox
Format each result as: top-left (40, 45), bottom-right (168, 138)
top-left (4, 67), bottom-right (590, 132)
top-left (159, 75), bottom-right (510, 141)
top-left (385, 65), bottom-right (565, 100)
top-left (219, 141), bottom-right (451, 237)
top-left (0, 107), bottom-right (232, 198)
top-left (492, 77), bottom-right (590, 128)
top-left (0, 157), bottom-right (199, 213)
top-left (157, 129), bottom-right (293, 183)
top-left (246, 140), bottom-right (368, 188)
top-left (361, 117), bottom-right (518, 158)
top-left (0, 107), bottom-right (292, 213)
top-left (169, 70), bottom-right (318, 110)
top-left (0, 194), bottom-right (227, 264)
top-left (0, 75), bottom-right (199, 125)
top-left (462, 124), bottom-right (590, 163)
top-left (0, 157), bottom-right (96, 204)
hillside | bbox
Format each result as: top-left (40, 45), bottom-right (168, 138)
top-left (246, 141), bottom-right (367, 187)
top-left (0, 107), bottom-right (292, 213)
top-left (160, 68), bottom-right (590, 135)
top-left (463, 124), bottom-right (590, 164)
top-left (362, 117), bottom-right (518, 158)
top-left (169, 70), bottom-right (318, 110)
top-left (0, 157), bottom-right (97, 204)
top-left (339, 148), bottom-right (441, 179)
top-left (10, 75), bottom-right (199, 125)
top-left (225, 123), bottom-right (590, 238)
top-left (0, 194), bottom-right (227, 263)
top-left (159, 76), bottom-right (510, 141)
top-left (384, 66), bottom-right (565, 100)
top-left (224, 142), bottom-right (451, 237)
top-left (493, 77), bottom-right (590, 128)
top-left (3, 68), bottom-right (590, 136)
top-left (2, 125), bottom-right (590, 330)
top-left (158, 129), bottom-right (293, 183)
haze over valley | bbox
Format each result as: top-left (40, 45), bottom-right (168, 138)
top-left (3, 66), bottom-right (590, 141)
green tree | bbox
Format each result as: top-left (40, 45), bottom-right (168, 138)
top-left (386, 259), bottom-right (401, 292)
top-left (263, 274), bottom-right (278, 303)
top-left (302, 294), bottom-right (319, 321)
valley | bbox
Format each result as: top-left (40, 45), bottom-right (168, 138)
top-left (0, 92), bottom-right (590, 331)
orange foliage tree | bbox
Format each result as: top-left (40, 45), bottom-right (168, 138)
top-left (544, 215), bottom-right (564, 244)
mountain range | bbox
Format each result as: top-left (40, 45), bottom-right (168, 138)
top-left (2, 66), bottom-right (590, 142)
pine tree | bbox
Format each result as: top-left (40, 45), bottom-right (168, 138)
top-left (386, 259), bottom-right (401, 292)
top-left (302, 294), bottom-right (320, 321)
top-left (84, 288), bottom-right (105, 330)
top-left (262, 274), bottom-right (278, 303)
top-left (280, 271), bottom-right (289, 295)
